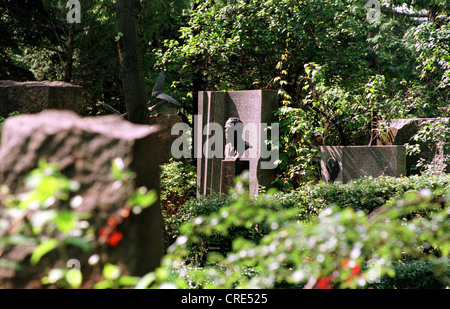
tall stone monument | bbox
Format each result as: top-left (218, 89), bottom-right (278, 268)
top-left (196, 90), bottom-right (279, 196)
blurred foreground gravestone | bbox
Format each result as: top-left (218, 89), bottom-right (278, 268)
top-left (320, 146), bottom-right (406, 183)
top-left (0, 110), bottom-right (164, 287)
top-left (0, 80), bottom-right (83, 117)
top-left (196, 90), bottom-right (279, 196)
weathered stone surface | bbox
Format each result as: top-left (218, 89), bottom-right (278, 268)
top-left (377, 118), bottom-right (449, 175)
top-left (0, 80), bottom-right (83, 117)
top-left (0, 110), bottom-right (164, 286)
top-left (220, 159), bottom-right (250, 194)
top-left (320, 146), bottom-right (406, 183)
top-left (196, 90), bottom-right (278, 196)
top-left (148, 113), bottom-right (183, 164)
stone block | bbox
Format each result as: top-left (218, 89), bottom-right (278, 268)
top-left (0, 110), bottom-right (164, 287)
top-left (0, 80), bottom-right (83, 117)
top-left (320, 146), bottom-right (406, 183)
top-left (148, 113), bottom-right (183, 164)
top-left (376, 118), bottom-right (449, 175)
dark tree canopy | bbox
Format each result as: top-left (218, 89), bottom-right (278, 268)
top-left (1, 0), bottom-right (448, 186)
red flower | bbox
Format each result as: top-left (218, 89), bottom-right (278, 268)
top-left (351, 264), bottom-right (361, 275)
top-left (99, 227), bottom-right (123, 247)
top-left (317, 275), bottom-right (333, 289)
top-left (107, 230), bottom-right (123, 247)
top-left (341, 258), bottom-right (361, 282)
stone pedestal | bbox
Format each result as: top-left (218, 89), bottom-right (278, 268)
top-left (320, 146), bottom-right (406, 183)
top-left (220, 159), bottom-right (250, 194)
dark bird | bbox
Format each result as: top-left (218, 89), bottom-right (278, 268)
top-left (149, 71), bottom-right (181, 112)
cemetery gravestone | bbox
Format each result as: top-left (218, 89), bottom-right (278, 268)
top-left (320, 145), bottom-right (406, 183)
top-left (196, 90), bottom-right (278, 196)
top-left (0, 110), bottom-right (164, 287)
top-left (376, 118), bottom-right (449, 175)
top-left (0, 80), bottom-right (83, 117)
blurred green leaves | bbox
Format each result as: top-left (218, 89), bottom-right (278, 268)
top-left (0, 157), bottom-right (157, 288)
top-left (146, 174), bottom-right (449, 289)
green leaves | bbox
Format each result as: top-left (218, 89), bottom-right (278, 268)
top-left (93, 263), bottom-right (139, 289)
top-left (147, 174), bottom-right (450, 289)
top-left (30, 238), bottom-right (58, 265)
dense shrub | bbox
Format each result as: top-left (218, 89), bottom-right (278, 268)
top-left (164, 175), bottom-right (450, 263)
top-left (370, 261), bottom-right (449, 289)
top-left (174, 175), bottom-right (450, 230)
top-left (160, 159), bottom-right (197, 244)
top-left (140, 174), bottom-right (449, 289)
top-left (164, 193), bottom-right (230, 246)
top-left (284, 175), bottom-right (450, 214)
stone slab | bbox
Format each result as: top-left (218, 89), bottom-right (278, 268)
top-left (376, 118), bottom-right (449, 175)
top-left (0, 80), bottom-right (83, 117)
top-left (321, 146), bottom-right (406, 183)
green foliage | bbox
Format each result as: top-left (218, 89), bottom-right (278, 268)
top-left (0, 157), bottom-right (158, 288)
top-left (156, 0), bottom-right (450, 186)
top-left (370, 260), bottom-right (449, 289)
top-left (290, 175), bottom-right (450, 213)
top-left (0, 159), bottom-right (92, 288)
top-left (406, 120), bottom-right (450, 175)
top-left (2, 158), bottom-right (448, 289)
top-left (142, 174), bottom-right (449, 289)
top-left (164, 193), bottom-right (230, 254)
top-left (160, 175), bottom-right (450, 264)
top-left (404, 16), bottom-right (450, 112)
top-left (93, 263), bottom-right (139, 289)
top-left (160, 159), bottom-right (197, 215)
top-left (160, 159), bottom-right (197, 244)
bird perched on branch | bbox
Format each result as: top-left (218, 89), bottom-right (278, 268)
top-left (149, 71), bottom-right (181, 113)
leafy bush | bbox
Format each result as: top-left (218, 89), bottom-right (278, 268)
top-left (406, 120), bottom-right (450, 175)
top-left (279, 175), bottom-right (450, 214)
top-left (162, 175), bottom-right (450, 263)
top-left (370, 261), bottom-right (449, 289)
top-left (160, 159), bottom-right (197, 216)
top-left (140, 174), bottom-right (449, 289)
top-left (0, 159), bottom-right (91, 288)
top-left (160, 159), bottom-right (197, 244)
top-left (164, 193), bottom-right (231, 256)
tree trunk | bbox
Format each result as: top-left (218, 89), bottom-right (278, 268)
top-left (116, 0), bottom-right (149, 124)
top-left (64, 23), bottom-right (74, 83)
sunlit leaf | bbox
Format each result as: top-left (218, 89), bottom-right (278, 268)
top-left (30, 238), bottom-right (58, 265)
top-left (103, 263), bottom-right (121, 280)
